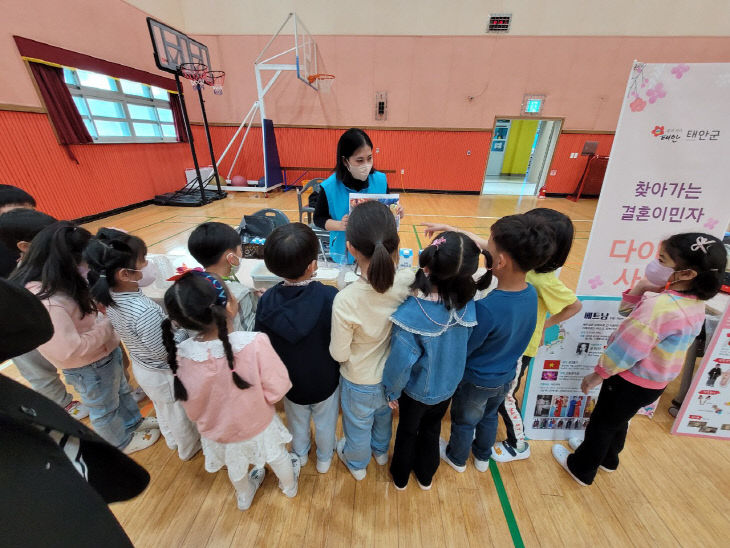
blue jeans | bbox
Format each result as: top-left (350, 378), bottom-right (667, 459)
top-left (340, 377), bottom-right (392, 470)
top-left (446, 380), bottom-right (510, 466)
top-left (284, 387), bottom-right (340, 463)
top-left (63, 347), bottom-right (142, 448)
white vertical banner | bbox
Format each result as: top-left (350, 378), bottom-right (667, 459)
top-left (577, 62), bottom-right (730, 296)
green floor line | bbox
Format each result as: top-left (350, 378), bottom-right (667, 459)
top-left (411, 224), bottom-right (423, 250)
top-left (489, 460), bottom-right (525, 548)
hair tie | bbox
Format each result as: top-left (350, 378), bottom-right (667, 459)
top-left (99, 274), bottom-right (106, 278)
top-left (167, 267), bottom-right (228, 307)
top-left (690, 236), bottom-right (714, 254)
top-left (432, 237), bottom-right (446, 249)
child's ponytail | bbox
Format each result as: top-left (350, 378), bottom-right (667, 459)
top-left (368, 241), bottom-right (396, 294)
top-left (346, 200), bottom-right (400, 294)
top-left (476, 249), bottom-right (494, 290)
top-left (212, 305), bottom-right (252, 389)
top-left (161, 318), bottom-right (188, 401)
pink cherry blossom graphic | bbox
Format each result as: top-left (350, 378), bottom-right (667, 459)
top-left (671, 64), bottom-right (690, 79)
top-left (630, 97), bottom-right (647, 112)
top-left (704, 218), bottom-right (719, 230)
top-left (646, 83), bottom-right (666, 104)
top-left (588, 275), bottom-right (604, 289)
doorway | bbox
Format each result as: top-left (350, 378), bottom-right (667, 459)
top-left (482, 116), bottom-right (563, 196)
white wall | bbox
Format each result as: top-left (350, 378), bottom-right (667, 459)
top-left (121, 0), bottom-right (185, 30)
top-left (167, 0), bottom-right (730, 37)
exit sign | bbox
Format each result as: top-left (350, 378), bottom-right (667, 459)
top-left (522, 94), bottom-right (546, 115)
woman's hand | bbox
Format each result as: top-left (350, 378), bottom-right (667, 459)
top-left (340, 214), bottom-right (349, 231)
top-left (396, 205), bottom-right (405, 219)
top-left (581, 372), bottom-right (603, 394)
top-left (423, 223), bottom-right (456, 239)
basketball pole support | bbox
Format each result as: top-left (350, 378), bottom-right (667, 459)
top-left (216, 12), bottom-right (317, 190)
top-left (195, 86), bottom-right (224, 195)
top-left (174, 73), bottom-right (208, 204)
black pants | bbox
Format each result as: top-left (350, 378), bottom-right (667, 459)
top-left (389, 393), bottom-right (451, 488)
top-left (567, 375), bottom-right (664, 485)
top-left (497, 355), bottom-right (532, 447)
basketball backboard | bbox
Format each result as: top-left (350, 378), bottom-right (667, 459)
top-left (147, 17), bottom-right (211, 74)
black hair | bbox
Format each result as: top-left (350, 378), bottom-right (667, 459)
top-left (0, 208), bottom-right (57, 253)
top-left (0, 184), bottom-right (36, 209)
top-left (84, 228), bottom-right (148, 307)
top-left (335, 128), bottom-right (374, 182)
top-left (188, 222), bottom-right (241, 267)
top-left (162, 272), bottom-right (251, 401)
top-left (489, 214), bottom-right (555, 273)
top-left (663, 232), bottom-right (727, 300)
top-left (412, 231), bottom-right (492, 310)
top-left (264, 222), bottom-right (318, 280)
top-left (346, 200), bottom-right (399, 293)
top-left (9, 221), bottom-right (96, 316)
top-left (524, 208), bottom-right (574, 273)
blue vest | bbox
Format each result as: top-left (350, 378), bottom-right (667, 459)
top-left (321, 171), bottom-right (387, 264)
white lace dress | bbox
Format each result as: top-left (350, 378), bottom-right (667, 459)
top-left (176, 333), bottom-right (293, 482)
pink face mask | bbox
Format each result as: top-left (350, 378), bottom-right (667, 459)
top-left (644, 259), bottom-right (675, 286)
top-left (130, 262), bottom-right (157, 287)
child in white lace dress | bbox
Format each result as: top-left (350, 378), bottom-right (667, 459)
top-left (162, 270), bottom-right (300, 510)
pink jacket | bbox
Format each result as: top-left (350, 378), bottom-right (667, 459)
top-left (175, 331), bottom-right (292, 443)
top-left (26, 282), bottom-right (119, 369)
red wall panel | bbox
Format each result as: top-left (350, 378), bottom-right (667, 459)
top-left (1, 110), bottom-right (614, 220)
top-left (0, 110), bottom-right (191, 219)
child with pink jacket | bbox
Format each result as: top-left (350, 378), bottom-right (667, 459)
top-left (162, 270), bottom-right (300, 511)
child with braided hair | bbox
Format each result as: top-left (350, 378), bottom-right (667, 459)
top-left (162, 271), bottom-right (300, 510)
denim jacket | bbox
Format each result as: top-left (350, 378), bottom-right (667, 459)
top-left (382, 296), bottom-right (476, 405)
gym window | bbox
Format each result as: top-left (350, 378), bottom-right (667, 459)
top-left (64, 68), bottom-right (177, 143)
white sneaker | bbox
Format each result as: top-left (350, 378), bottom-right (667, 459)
top-left (439, 438), bottom-right (466, 473)
top-left (417, 480), bottom-right (432, 490)
top-left (491, 441), bottom-right (531, 463)
top-left (297, 452), bottom-right (309, 467)
top-left (237, 468), bottom-right (265, 510)
top-left (136, 416), bottom-right (159, 431)
top-left (393, 483), bottom-right (407, 491)
top-left (316, 458), bottom-right (332, 474)
top-left (373, 451), bottom-right (388, 466)
top-left (123, 428), bottom-right (160, 454)
top-left (132, 386), bottom-right (147, 403)
top-left (336, 438), bottom-right (366, 480)
top-left (65, 400), bottom-right (89, 420)
top-left (552, 444), bottom-right (588, 486)
top-left (474, 457), bottom-right (490, 472)
top-left (568, 437), bottom-right (582, 451)
top-left (280, 453), bottom-right (302, 498)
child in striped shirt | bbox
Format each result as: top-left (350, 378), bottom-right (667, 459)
top-left (553, 232), bottom-right (727, 485)
top-left (85, 228), bottom-right (201, 460)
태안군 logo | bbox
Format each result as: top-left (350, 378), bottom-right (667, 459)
top-left (651, 125), bottom-right (665, 137)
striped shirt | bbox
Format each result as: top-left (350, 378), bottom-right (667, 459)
top-left (107, 290), bottom-right (187, 370)
top-left (595, 289), bottom-right (705, 389)
top-left (38, 427), bottom-right (88, 479)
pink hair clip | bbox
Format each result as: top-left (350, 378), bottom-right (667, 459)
top-left (432, 237), bottom-right (446, 248)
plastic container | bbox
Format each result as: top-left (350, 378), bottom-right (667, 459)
top-left (398, 248), bottom-right (414, 269)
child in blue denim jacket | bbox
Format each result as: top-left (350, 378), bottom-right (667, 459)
top-left (440, 214), bottom-right (554, 473)
top-left (382, 231), bottom-right (490, 490)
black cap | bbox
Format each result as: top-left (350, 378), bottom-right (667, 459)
top-left (0, 279), bottom-right (53, 361)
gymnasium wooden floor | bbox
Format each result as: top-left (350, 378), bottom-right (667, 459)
top-left (5, 191), bottom-right (730, 547)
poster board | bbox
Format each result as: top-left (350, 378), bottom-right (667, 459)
top-left (672, 305), bottom-right (730, 439)
top-left (522, 297), bottom-right (623, 440)
top-left (577, 62), bottom-right (730, 297)
top-left (349, 193), bottom-right (400, 228)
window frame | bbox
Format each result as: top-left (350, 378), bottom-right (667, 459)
top-left (64, 68), bottom-right (177, 144)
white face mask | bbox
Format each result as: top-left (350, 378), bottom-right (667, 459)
top-left (129, 262), bottom-right (157, 287)
top-left (347, 161), bottom-right (372, 182)
top-left (226, 252), bottom-right (242, 276)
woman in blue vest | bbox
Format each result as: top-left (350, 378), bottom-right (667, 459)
top-left (314, 128), bottom-right (403, 264)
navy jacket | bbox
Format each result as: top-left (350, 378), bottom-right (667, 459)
top-left (255, 281), bottom-right (340, 405)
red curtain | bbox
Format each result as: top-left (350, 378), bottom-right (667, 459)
top-left (29, 62), bottom-right (92, 162)
top-left (169, 93), bottom-right (189, 143)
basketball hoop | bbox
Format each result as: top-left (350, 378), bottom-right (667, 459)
top-left (180, 62), bottom-right (208, 90)
top-left (204, 70), bottom-right (226, 95)
top-left (307, 73), bottom-right (335, 92)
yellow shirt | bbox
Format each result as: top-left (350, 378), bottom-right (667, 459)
top-left (524, 270), bottom-right (578, 357)
top-left (330, 269), bottom-right (415, 385)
